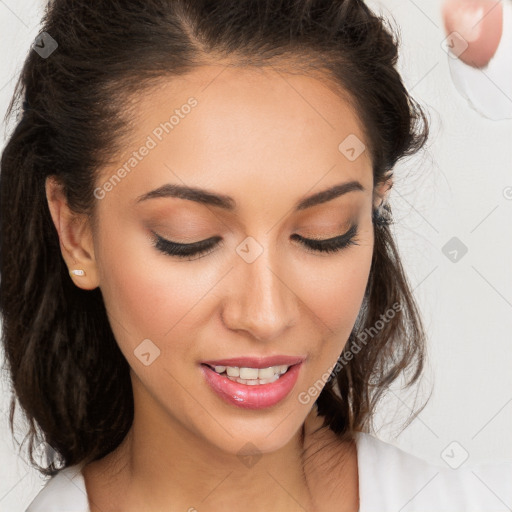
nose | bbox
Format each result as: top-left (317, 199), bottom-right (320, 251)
top-left (220, 243), bottom-right (299, 342)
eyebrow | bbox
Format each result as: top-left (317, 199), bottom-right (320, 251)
top-left (135, 180), bottom-right (364, 211)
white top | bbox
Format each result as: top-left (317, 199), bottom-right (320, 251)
top-left (446, 0), bottom-right (512, 120)
top-left (25, 431), bottom-right (512, 512)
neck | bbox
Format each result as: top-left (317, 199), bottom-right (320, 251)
top-left (83, 382), bottom-right (358, 512)
top-left (109, 421), bottom-right (314, 510)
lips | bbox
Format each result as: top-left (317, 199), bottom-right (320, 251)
top-left (200, 361), bottom-right (303, 409)
top-left (201, 355), bottom-right (306, 368)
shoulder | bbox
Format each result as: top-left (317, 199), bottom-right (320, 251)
top-left (25, 464), bottom-right (89, 512)
top-left (355, 431), bottom-right (512, 512)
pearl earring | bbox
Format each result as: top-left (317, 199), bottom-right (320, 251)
top-left (69, 269), bottom-right (86, 277)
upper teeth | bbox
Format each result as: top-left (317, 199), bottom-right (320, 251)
top-left (213, 365), bottom-right (289, 379)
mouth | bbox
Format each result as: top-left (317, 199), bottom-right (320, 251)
top-left (200, 358), bottom-right (304, 409)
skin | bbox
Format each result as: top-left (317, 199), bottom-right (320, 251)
top-left (442, 0), bottom-right (503, 68)
top-left (46, 64), bottom-right (391, 512)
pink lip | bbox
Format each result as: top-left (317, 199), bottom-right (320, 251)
top-left (200, 362), bottom-right (303, 410)
top-left (201, 355), bottom-right (305, 368)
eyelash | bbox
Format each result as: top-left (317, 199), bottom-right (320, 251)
top-left (151, 224), bottom-right (360, 261)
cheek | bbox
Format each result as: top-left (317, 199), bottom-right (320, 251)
top-left (292, 230), bottom-right (374, 377)
top-left (306, 261), bottom-right (369, 327)
top-left (298, 233), bottom-right (374, 333)
top-left (94, 219), bottom-right (211, 353)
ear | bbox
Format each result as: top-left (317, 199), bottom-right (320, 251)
top-left (45, 176), bottom-right (100, 290)
top-left (373, 172), bottom-right (393, 209)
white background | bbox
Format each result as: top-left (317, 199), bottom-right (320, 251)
top-left (1, 0), bottom-right (511, 510)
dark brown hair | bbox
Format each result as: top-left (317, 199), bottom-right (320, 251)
top-left (1, 0), bottom-right (430, 477)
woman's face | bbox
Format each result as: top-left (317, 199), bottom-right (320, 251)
top-left (91, 65), bottom-right (380, 456)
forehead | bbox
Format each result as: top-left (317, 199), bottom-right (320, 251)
top-left (98, 64), bottom-right (373, 211)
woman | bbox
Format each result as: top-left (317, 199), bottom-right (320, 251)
top-left (1, 1), bottom-right (508, 511)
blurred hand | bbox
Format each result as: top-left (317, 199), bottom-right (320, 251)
top-left (442, 0), bottom-right (503, 67)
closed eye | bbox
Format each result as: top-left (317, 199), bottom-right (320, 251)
top-left (151, 223), bottom-right (360, 261)
top-left (291, 223), bottom-right (359, 255)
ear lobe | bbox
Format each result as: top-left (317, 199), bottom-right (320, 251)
top-left (45, 176), bottom-right (100, 290)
